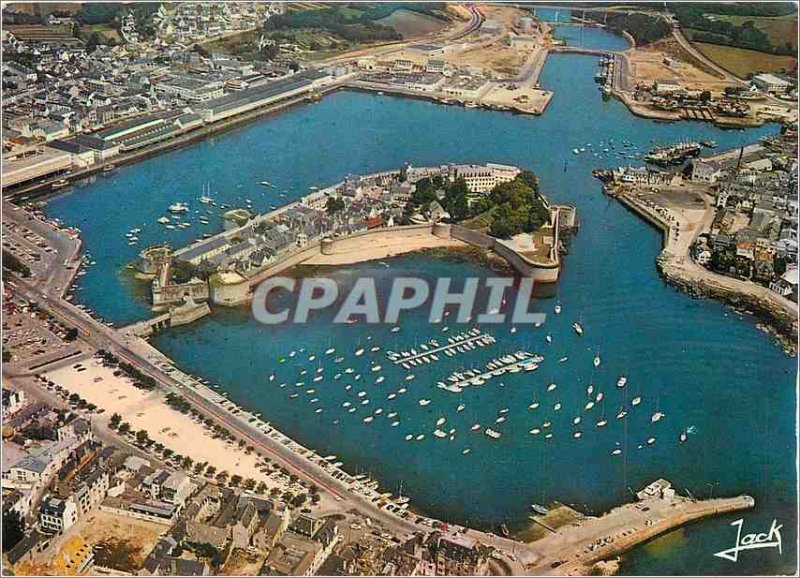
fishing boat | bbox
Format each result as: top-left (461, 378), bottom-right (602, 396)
top-left (484, 428), bottom-right (502, 439)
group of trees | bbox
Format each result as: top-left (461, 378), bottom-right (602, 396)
top-left (485, 172), bottom-right (551, 240)
top-left (403, 175), bottom-right (473, 223)
top-left (587, 11), bottom-right (671, 45)
top-left (265, 13), bottom-right (401, 44)
top-left (671, 3), bottom-right (796, 54)
top-left (402, 170), bottom-right (551, 240)
top-left (2, 250), bottom-right (31, 278)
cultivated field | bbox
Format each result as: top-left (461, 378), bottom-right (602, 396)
top-left (714, 14), bottom-right (798, 50)
top-left (694, 42), bottom-right (798, 78)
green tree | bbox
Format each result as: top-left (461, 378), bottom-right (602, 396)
top-left (135, 429), bottom-right (150, 445)
top-left (325, 196), bottom-right (345, 215)
top-left (2, 509), bottom-right (25, 552)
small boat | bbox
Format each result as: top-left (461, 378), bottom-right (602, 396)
top-left (646, 437), bottom-right (656, 445)
top-left (484, 428), bottom-right (502, 439)
top-left (611, 448), bottom-right (622, 456)
top-left (462, 448), bottom-right (471, 455)
top-left (573, 431), bottom-right (582, 439)
top-left (157, 216), bottom-right (170, 224)
top-left (419, 399), bottom-right (431, 406)
top-left (631, 396), bottom-right (641, 406)
top-left (593, 355), bottom-right (601, 368)
top-left (547, 383), bottom-right (557, 392)
top-left (616, 376), bottom-right (627, 389)
top-left (679, 431), bottom-right (688, 444)
top-left (596, 419), bottom-right (608, 428)
top-left (531, 504), bottom-right (549, 515)
top-left (545, 335), bottom-right (552, 344)
top-left (616, 409), bottom-right (628, 420)
top-left (650, 411), bottom-right (665, 423)
top-left (471, 423), bottom-right (481, 431)
top-left (572, 322), bottom-right (583, 336)
top-left (554, 304), bottom-right (562, 314)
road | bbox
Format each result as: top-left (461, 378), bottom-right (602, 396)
top-left (671, 28), bottom-right (744, 84)
top-left (317, 4), bottom-right (483, 67)
top-left (3, 204), bottom-right (542, 566)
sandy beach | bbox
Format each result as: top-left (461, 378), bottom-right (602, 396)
top-left (303, 228), bottom-right (466, 266)
top-left (45, 358), bottom-right (290, 489)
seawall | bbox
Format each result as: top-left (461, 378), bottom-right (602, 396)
top-left (208, 221), bottom-right (564, 306)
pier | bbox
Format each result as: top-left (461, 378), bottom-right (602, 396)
top-left (389, 330), bottom-right (496, 367)
top-left (528, 491), bottom-right (755, 575)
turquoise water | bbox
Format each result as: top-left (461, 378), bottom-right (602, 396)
top-left (45, 37), bottom-right (795, 576)
top-left (533, 7), bottom-right (573, 24)
top-left (553, 24), bottom-right (631, 52)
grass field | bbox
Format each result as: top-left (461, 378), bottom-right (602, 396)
top-left (713, 14), bottom-right (797, 49)
top-left (694, 42), bottom-right (797, 78)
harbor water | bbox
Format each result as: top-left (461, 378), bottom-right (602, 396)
top-left (45, 28), bottom-right (795, 576)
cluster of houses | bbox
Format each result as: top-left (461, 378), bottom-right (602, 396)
top-left (149, 163), bottom-right (519, 308)
top-left (1, 389), bottom-right (345, 576)
top-left (150, 2), bottom-right (282, 45)
top-left (357, 54), bottom-right (494, 101)
top-left (690, 136), bottom-right (797, 298)
top-left (1, 3), bottom-right (338, 191)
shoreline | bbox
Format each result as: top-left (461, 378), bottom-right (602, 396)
top-left (609, 188), bottom-right (797, 354)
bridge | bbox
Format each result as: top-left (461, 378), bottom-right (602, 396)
top-left (121, 313), bottom-right (172, 337)
top-left (549, 45), bottom-right (618, 57)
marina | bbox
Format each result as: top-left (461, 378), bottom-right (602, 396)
top-left (387, 328), bottom-right (497, 368)
top-left (41, 37), bottom-right (794, 574)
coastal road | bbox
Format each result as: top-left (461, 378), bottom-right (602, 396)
top-left (4, 203), bottom-right (543, 566)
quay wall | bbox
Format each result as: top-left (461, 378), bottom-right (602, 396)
top-left (209, 222), bottom-right (562, 306)
top-left (449, 223), bottom-right (561, 283)
top-left (572, 496), bottom-right (755, 573)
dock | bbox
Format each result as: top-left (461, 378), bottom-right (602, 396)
top-left (528, 486), bottom-right (755, 575)
top-left (389, 330), bottom-right (496, 367)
